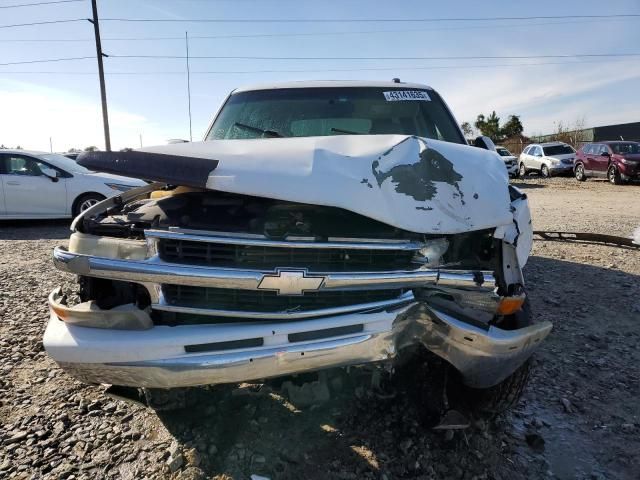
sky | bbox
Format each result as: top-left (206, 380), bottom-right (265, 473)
top-left (0, 0), bottom-right (639, 152)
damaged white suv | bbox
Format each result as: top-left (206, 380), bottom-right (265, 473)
top-left (45, 80), bottom-right (551, 412)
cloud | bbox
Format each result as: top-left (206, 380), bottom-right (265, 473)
top-left (439, 59), bottom-right (640, 135)
top-left (0, 79), bottom-right (172, 151)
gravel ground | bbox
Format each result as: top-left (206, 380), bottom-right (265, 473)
top-left (1, 177), bottom-right (639, 480)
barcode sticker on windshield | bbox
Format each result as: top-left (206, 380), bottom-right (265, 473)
top-left (383, 90), bottom-right (431, 101)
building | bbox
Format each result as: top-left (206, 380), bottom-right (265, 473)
top-left (532, 121), bottom-right (640, 145)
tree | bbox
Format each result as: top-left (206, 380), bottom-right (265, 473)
top-left (84, 146), bottom-right (98, 152)
top-left (474, 111), bottom-right (502, 142)
top-left (546, 118), bottom-right (588, 149)
top-left (473, 112), bottom-right (525, 143)
top-left (460, 122), bottom-right (475, 138)
top-left (501, 115), bottom-right (524, 139)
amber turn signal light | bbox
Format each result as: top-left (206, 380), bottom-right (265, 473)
top-left (496, 294), bottom-right (526, 315)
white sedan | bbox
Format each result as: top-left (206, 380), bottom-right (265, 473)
top-left (0, 150), bottom-right (146, 219)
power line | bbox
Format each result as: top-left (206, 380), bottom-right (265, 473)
top-left (0, 18), bottom-right (85, 29)
top-left (100, 13), bottom-right (640, 24)
top-left (108, 52), bottom-right (640, 61)
top-left (0, 0), bottom-right (84, 9)
top-left (0, 56), bottom-right (94, 66)
top-left (0, 17), bottom-right (635, 42)
top-left (0, 57), bottom-right (636, 74)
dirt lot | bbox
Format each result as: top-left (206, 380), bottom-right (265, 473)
top-left (1, 177), bottom-right (639, 480)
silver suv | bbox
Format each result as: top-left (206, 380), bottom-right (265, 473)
top-left (518, 142), bottom-right (576, 177)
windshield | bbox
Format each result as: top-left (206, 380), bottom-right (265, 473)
top-left (543, 145), bottom-right (575, 156)
top-left (610, 143), bottom-right (640, 155)
top-left (39, 153), bottom-right (91, 173)
top-left (496, 147), bottom-right (512, 157)
top-left (207, 87), bottom-right (465, 144)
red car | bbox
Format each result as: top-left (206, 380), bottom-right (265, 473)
top-left (574, 141), bottom-right (640, 184)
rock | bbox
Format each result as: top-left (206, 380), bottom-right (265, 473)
top-left (525, 433), bottom-right (545, 453)
top-left (560, 397), bottom-right (573, 413)
top-left (184, 447), bottom-right (201, 467)
top-left (433, 410), bottom-right (470, 430)
top-left (282, 380), bottom-right (331, 407)
top-left (3, 431), bottom-right (28, 445)
top-left (176, 467), bottom-right (206, 480)
top-left (166, 453), bottom-right (184, 473)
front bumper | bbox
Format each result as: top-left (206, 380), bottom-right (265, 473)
top-left (44, 300), bottom-right (551, 389)
top-left (548, 163), bottom-right (574, 174)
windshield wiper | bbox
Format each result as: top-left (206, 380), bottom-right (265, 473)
top-left (331, 127), bottom-right (364, 135)
top-left (233, 122), bottom-right (282, 138)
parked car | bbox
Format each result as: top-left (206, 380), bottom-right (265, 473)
top-left (518, 142), bottom-right (576, 177)
top-left (0, 150), bottom-right (146, 219)
top-left (574, 141), bottom-right (640, 184)
top-left (44, 80), bottom-right (550, 413)
top-left (496, 146), bottom-right (518, 177)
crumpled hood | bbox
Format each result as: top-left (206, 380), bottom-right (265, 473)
top-left (140, 135), bottom-right (512, 234)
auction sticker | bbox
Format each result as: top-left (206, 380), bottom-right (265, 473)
top-left (383, 90), bottom-right (431, 101)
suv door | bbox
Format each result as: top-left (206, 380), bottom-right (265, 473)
top-left (530, 146), bottom-right (543, 170)
top-left (592, 144), bottom-right (610, 176)
top-left (0, 154), bottom-right (68, 216)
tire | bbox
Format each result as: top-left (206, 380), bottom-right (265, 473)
top-left (73, 193), bottom-right (106, 217)
top-left (608, 165), bottom-right (622, 185)
top-left (519, 163), bottom-right (527, 177)
top-left (574, 163), bottom-right (587, 182)
top-left (448, 298), bottom-right (534, 417)
top-left (459, 358), bottom-right (533, 417)
top-left (541, 164), bottom-right (550, 178)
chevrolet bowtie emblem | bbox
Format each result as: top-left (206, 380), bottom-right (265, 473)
top-left (257, 269), bottom-right (325, 296)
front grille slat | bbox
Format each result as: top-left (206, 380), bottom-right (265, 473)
top-left (158, 239), bottom-right (416, 272)
top-left (162, 285), bottom-right (404, 313)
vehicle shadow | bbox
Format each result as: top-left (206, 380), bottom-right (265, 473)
top-left (0, 219), bottom-right (71, 240)
top-left (510, 180), bottom-right (547, 189)
top-left (150, 253), bottom-right (639, 479)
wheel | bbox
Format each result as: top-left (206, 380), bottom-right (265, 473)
top-left (448, 298), bottom-right (534, 417)
top-left (541, 164), bottom-right (550, 178)
top-left (73, 193), bottom-right (106, 216)
top-left (608, 165), bottom-right (622, 185)
top-left (574, 163), bottom-right (587, 182)
top-left (519, 163), bottom-right (527, 177)
top-left (460, 358), bottom-right (533, 417)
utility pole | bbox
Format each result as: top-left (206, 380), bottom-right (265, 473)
top-left (49, 137), bottom-right (53, 153)
top-left (185, 31), bottom-right (193, 142)
top-left (89, 0), bottom-right (111, 151)
top-left (139, 133), bottom-right (143, 148)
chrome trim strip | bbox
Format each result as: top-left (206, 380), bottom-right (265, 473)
top-left (145, 229), bottom-right (424, 251)
top-left (53, 247), bottom-right (496, 291)
top-left (153, 291), bottom-right (416, 320)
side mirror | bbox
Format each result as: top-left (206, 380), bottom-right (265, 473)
top-left (601, 151), bottom-right (610, 157)
top-left (473, 135), bottom-right (497, 152)
top-left (41, 167), bottom-right (59, 182)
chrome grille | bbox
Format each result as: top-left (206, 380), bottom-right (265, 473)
top-left (157, 238), bottom-right (417, 272)
top-left (162, 284), bottom-right (405, 313)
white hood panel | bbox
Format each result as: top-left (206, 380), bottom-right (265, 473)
top-left (142, 135), bottom-right (513, 234)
